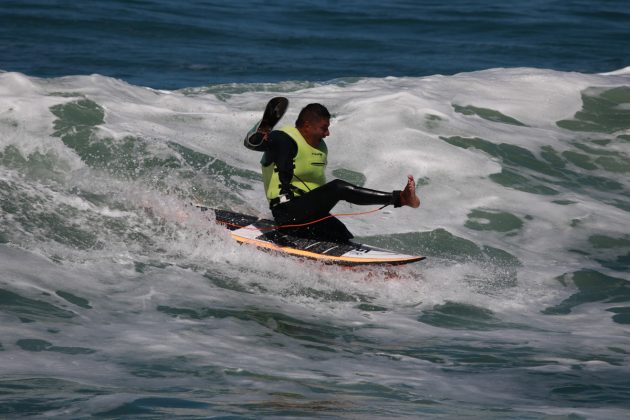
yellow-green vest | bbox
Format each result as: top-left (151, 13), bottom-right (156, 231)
top-left (262, 125), bottom-right (327, 202)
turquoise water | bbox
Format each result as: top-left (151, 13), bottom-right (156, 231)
top-left (1, 1), bottom-right (630, 419)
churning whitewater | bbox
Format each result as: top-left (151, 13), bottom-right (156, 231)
top-left (1, 67), bottom-right (630, 418)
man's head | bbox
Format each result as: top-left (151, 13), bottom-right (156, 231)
top-left (296, 103), bottom-right (330, 146)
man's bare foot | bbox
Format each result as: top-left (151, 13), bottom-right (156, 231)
top-left (400, 175), bottom-right (420, 208)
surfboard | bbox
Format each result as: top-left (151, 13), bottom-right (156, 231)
top-left (199, 207), bottom-right (425, 266)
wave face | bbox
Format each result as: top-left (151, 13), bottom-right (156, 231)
top-left (1, 68), bottom-right (630, 418)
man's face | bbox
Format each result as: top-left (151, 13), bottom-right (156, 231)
top-left (303, 117), bottom-right (330, 145)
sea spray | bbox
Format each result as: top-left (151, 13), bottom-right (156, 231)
top-left (1, 68), bottom-right (629, 418)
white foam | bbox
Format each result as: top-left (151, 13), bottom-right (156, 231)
top-left (2, 67), bottom-right (630, 420)
top-left (1, 67), bottom-right (629, 316)
top-left (600, 66), bottom-right (630, 76)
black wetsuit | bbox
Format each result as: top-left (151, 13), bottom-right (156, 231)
top-left (255, 130), bottom-right (401, 242)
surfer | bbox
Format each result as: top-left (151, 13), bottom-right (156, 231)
top-left (245, 99), bottom-right (420, 242)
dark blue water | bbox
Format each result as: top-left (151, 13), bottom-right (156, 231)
top-left (1, 0), bottom-right (629, 88)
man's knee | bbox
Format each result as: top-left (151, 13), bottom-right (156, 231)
top-left (329, 179), bottom-right (353, 192)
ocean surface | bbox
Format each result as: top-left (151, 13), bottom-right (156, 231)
top-left (1, 0), bottom-right (630, 419)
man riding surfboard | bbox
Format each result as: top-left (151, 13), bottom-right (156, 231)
top-left (245, 98), bottom-right (420, 242)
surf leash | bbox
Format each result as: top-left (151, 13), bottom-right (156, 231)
top-left (218, 205), bottom-right (389, 232)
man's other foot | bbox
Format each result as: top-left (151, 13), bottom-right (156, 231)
top-left (400, 175), bottom-right (420, 208)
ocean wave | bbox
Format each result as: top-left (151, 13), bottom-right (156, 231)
top-left (1, 67), bottom-right (629, 418)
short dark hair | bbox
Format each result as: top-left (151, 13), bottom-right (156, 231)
top-left (296, 103), bottom-right (330, 127)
